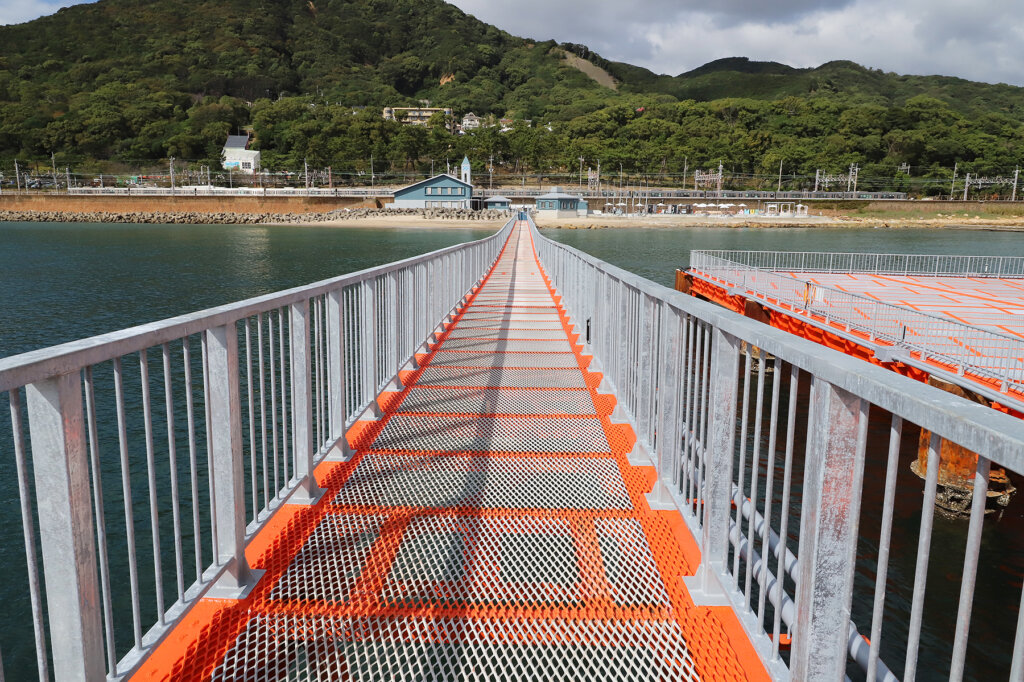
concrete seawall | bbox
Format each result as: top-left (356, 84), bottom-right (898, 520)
top-left (0, 194), bottom-right (381, 214)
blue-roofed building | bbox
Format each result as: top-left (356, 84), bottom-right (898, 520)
top-left (535, 188), bottom-right (588, 218)
top-left (390, 174), bottom-right (473, 209)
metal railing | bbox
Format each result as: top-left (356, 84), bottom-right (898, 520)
top-left (693, 250), bottom-right (1024, 279)
top-left (689, 251), bottom-right (1024, 406)
top-left (532, 217), bottom-right (1024, 681)
top-left (0, 217), bottom-right (513, 681)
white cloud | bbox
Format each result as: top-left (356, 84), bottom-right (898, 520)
top-left (0, 0), bottom-right (91, 26)
top-left (449, 0), bottom-right (1024, 86)
top-left (5, 0), bottom-right (1024, 86)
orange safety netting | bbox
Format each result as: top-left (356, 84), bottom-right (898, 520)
top-left (134, 222), bottom-right (766, 682)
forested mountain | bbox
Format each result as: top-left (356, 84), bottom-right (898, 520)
top-left (1, 0), bottom-right (1023, 190)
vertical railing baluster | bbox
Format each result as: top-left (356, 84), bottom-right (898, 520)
top-left (183, 339), bottom-right (202, 582)
top-left (245, 319), bottom-right (257, 522)
top-left (756, 357), bottom-right (783, 631)
top-left (162, 343), bottom-right (185, 603)
top-left (903, 431), bottom-right (941, 682)
top-left (10, 388), bottom-right (51, 682)
top-left (277, 309), bottom-right (289, 487)
top-left (83, 368), bottom-right (117, 676)
top-left (867, 415), bottom-right (903, 681)
top-left (257, 316), bottom-right (269, 511)
top-left (949, 455), bottom-right (992, 681)
top-left (200, 333), bottom-right (218, 561)
top-left (733, 348), bottom-right (753, 587)
top-left (772, 365), bottom-right (800, 660)
top-left (267, 313), bottom-right (279, 498)
top-left (139, 349), bottom-right (166, 625)
top-left (114, 357), bottom-right (143, 647)
top-left (744, 353), bottom-right (767, 610)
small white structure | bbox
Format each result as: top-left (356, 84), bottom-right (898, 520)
top-left (765, 202), bottom-right (809, 218)
top-left (222, 135), bottom-right (260, 174)
top-left (461, 113), bottom-right (481, 131)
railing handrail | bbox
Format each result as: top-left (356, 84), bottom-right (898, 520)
top-left (0, 229), bottom-right (502, 392)
top-left (693, 249), bottom-right (1024, 277)
top-left (689, 251), bottom-right (1024, 402)
top-left (533, 226), bottom-right (1024, 475)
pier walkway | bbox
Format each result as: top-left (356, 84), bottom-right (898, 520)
top-left (4, 218), bottom-right (1024, 681)
top-left (133, 221), bottom-right (756, 680)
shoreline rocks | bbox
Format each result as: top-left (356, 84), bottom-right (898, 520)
top-left (0, 207), bottom-right (511, 225)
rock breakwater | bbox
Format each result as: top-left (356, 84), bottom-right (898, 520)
top-left (0, 207), bottom-right (511, 224)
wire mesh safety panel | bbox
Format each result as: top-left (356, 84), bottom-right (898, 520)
top-left (0, 218), bottom-right (513, 681)
top-left (533, 218), bottom-right (1024, 681)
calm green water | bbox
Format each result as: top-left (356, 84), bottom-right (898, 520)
top-left (1, 221), bottom-right (1022, 679)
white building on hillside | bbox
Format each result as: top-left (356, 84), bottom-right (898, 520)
top-left (222, 135), bottom-right (260, 174)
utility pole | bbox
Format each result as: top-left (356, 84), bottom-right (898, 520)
top-left (304, 159), bottom-right (309, 190)
top-left (579, 156), bottom-right (584, 188)
top-left (489, 154), bottom-right (494, 189)
top-left (328, 166), bottom-right (333, 189)
top-left (950, 161), bottom-right (958, 199)
top-left (14, 159), bottom-right (20, 192)
top-left (51, 152), bottom-right (58, 191)
top-left (66, 167), bottom-right (71, 193)
top-left (777, 158), bottom-right (784, 192)
top-left (717, 161), bottom-right (723, 196)
top-left (682, 156), bottom-right (688, 192)
top-left (169, 156), bottom-right (175, 195)
top-left (814, 169), bottom-right (820, 193)
top-left (963, 173), bottom-right (970, 201)
top-left (1013, 167), bottom-right (1019, 202)
top-left (370, 154), bottom-right (375, 188)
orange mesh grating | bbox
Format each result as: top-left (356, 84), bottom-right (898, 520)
top-left (135, 221), bottom-right (769, 682)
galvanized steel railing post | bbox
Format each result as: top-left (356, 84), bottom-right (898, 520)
top-left (325, 289), bottom-right (352, 460)
top-left (791, 377), bottom-right (869, 681)
top-left (651, 303), bottom-right (682, 504)
top-left (289, 301), bottom-right (326, 503)
top-left (25, 372), bottom-right (105, 682)
top-left (689, 328), bottom-right (741, 602)
top-left (204, 324), bottom-right (262, 597)
top-left (636, 293), bottom-right (657, 453)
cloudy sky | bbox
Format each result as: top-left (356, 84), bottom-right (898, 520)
top-left (4, 0), bottom-right (1024, 86)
